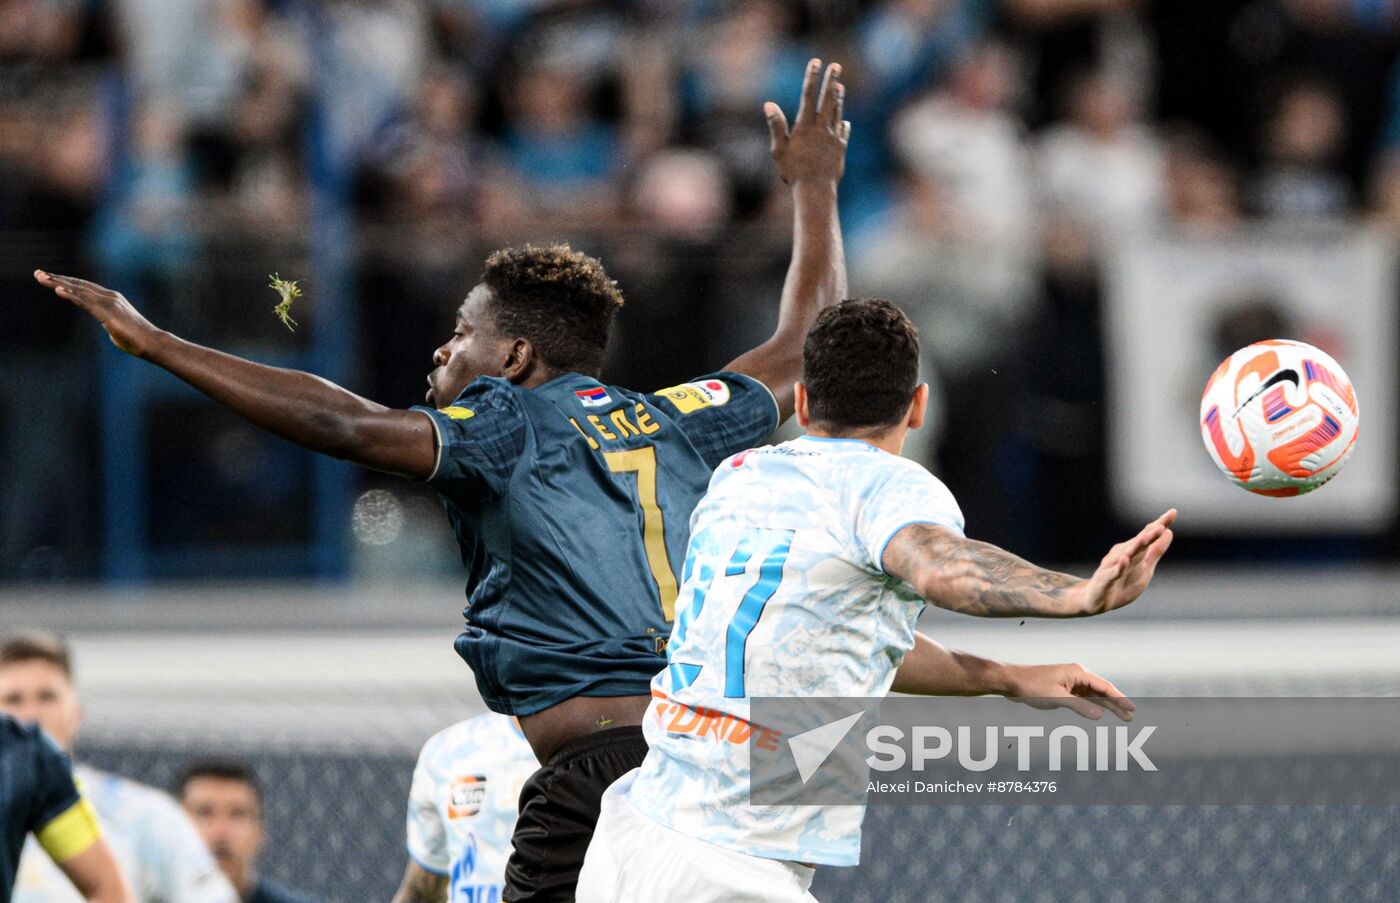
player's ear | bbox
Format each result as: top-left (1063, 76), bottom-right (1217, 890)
top-left (794, 382), bottom-right (810, 427)
top-left (907, 384), bottom-right (929, 430)
top-left (501, 338), bottom-right (535, 384)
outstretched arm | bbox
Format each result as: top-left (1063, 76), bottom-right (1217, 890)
top-left (882, 510), bottom-right (1176, 618)
top-left (724, 58), bottom-right (849, 421)
top-left (34, 271), bottom-right (437, 479)
top-left (892, 633), bottom-right (1135, 721)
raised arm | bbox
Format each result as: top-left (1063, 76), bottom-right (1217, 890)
top-left (34, 271), bottom-right (436, 479)
top-left (882, 510), bottom-right (1176, 618)
top-left (724, 58), bottom-right (849, 421)
top-left (892, 632), bottom-right (1135, 721)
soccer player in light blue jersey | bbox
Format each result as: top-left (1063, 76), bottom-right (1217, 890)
top-left (392, 714), bottom-right (538, 903)
top-left (578, 299), bottom-right (1175, 902)
top-left (1, 632), bottom-right (237, 903)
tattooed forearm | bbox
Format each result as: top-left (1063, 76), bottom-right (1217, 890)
top-left (882, 524), bottom-right (1085, 617)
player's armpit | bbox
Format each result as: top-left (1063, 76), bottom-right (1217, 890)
top-left (51, 836), bottom-right (136, 903)
top-left (391, 860), bottom-right (449, 903)
top-left (336, 408), bottom-right (439, 479)
top-left (881, 524), bottom-right (1087, 618)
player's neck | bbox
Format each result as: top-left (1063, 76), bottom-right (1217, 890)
top-left (519, 365), bottom-right (576, 390)
top-left (802, 426), bottom-right (905, 456)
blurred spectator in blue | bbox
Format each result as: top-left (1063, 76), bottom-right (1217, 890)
top-left (308, 0), bottom-right (429, 172)
top-left (361, 65), bottom-right (522, 240)
top-left (672, 0), bottom-right (805, 218)
top-left (844, 0), bottom-right (995, 231)
top-left (1251, 79), bottom-right (1352, 219)
top-left (114, 0), bottom-right (250, 125)
top-left (501, 59), bottom-right (619, 217)
top-left (93, 100), bottom-right (199, 288)
top-left (1035, 70), bottom-right (1164, 240)
top-left (470, 0), bottom-right (566, 38)
top-left (858, 0), bottom-right (989, 96)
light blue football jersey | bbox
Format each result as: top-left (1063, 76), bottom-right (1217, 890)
top-left (628, 435), bottom-right (964, 867)
top-left (15, 764), bottom-right (236, 903)
top-left (406, 714), bottom-right (537, 902)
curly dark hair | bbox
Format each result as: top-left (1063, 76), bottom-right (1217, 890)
top-left (480, 243), bottom-right (625, 376)
top-left (802, 298), bottom-right (920, 430)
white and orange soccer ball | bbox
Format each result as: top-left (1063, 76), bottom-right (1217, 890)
top-left (1199, 339), bottom-right (1360, 497)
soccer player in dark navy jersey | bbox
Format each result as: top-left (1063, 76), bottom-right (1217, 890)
top-left (36, 59), bottom-right (851, 901)
top-left (0, 715), bottom-right (132, 903)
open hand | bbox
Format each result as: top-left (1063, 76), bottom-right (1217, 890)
top-left (1006, 662), bottom-right (1135, 722)
top-left (35, 270), bottom-right (159, 357)
top-left (765, 59), bottom-right (849, 187)
top-left (1074, 509), bottom-right (1176, 616)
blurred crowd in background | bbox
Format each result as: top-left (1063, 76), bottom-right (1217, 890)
top-left (3, 0), bottom-right (1400, 581)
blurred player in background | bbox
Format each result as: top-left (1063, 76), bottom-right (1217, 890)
top-left (0, 632), bottom-right (237, 903)
top-left (1, 713), bottom-right (132, 903)
top-left (392, 714), bottom-right (536, 903)
top-left (579, 300), bottom-right (1175, 901)
top-left (33, 57), bottom-right (850, 902)
top-left (175, 760), bottom-right (317, 903)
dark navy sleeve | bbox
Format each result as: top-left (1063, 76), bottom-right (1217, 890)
top-left (411, 378), bottom-right (528, 495)
top-left (648, 372), bottom-right (780, 469)
top-left (27, 725), bottom-right (81, 833)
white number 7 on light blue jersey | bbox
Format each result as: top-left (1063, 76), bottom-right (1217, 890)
top-left (667, 528), bottom-right (795, 698)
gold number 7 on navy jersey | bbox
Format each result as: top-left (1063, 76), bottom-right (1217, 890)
top-left (604, 446), bottom-right (679, 620)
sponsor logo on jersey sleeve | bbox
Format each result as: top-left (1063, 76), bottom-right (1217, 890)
top-left (657, 379), bottom-right (732, 414)
top-left (439, 406), bottom-right (475, 420)
top-left (447, 775), bottom-right (488, 819)
top-left (575, 386), bottom-right (612, 408)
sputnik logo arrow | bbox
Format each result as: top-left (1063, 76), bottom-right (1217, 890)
top-left (787, 711), bottom-right (865, 784)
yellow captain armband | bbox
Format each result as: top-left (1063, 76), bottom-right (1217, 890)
top-left (35, 797), bottom-right (102, 863)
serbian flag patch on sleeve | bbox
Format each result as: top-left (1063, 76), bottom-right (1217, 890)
top-left (575, 386), bottom-right (612, 407)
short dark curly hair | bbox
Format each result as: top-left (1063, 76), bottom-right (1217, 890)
top-left (480, 243), bottom-right (625, 376)
top-left (802, 298), bottom-right (920, 430)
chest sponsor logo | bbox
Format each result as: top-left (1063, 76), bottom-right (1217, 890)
top-left (575, 387), bottom-right (611, 408)
top-left (448, 775), bottom-right (489, 819)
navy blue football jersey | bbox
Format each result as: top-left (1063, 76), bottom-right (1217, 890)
top-left (1, 716), bottom-right (89, 903)
top-left (413, 371), bottom-right (778, 715)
